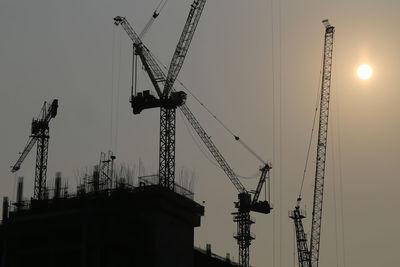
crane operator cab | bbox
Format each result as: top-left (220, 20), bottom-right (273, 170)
top-left (131, 90), bottom-right (187, 114)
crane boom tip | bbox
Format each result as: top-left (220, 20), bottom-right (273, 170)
top-left (113, 16), bottom-right (124, 25)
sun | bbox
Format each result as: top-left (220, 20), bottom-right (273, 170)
top-left (357, 64), bottom-right (373, 80)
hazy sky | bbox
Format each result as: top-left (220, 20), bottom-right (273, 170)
top-left (1, 1), bottom-right (399, 267)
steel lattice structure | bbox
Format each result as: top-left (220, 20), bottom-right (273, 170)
top-left (115, 3), bottom-right (272, 265)
top-left (11, 100), bottom-right (58, 200)
top-left (233, 208), bottom-right (254, 267)
top-left (289, 205), bottom-right (311, 267)
top-left (114, 0), bottom-right (206, 191)
top-left (309, 20), bottom-right (335, 267)
top-left (290, 20), bottom-right (335, 267)
top-left (34, 127), bottom-right (49, 200)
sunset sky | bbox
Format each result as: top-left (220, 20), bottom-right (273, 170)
top-left (1, 1), bottom-right (399, 266)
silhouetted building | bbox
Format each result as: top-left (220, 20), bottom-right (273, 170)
top-left (194, 246), bottom-right (239, 267)
top-left (0, 184), bottom-right (238, 267)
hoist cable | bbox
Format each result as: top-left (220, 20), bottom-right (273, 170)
top-left (178, 109), bottom-right (260, 180)
top-left (151, 52), bottom-right (267, 164)
top-left (235, 171), bottom-right (260, 180)
top-left (333, 45), bottom-right (347, 267)
top-left (114, 29), bottom-right (123, 155)
top-left (270, 0), bottom-right (276, 265)
top-left (131, 45), bottom-right (137, 97)
top-left (298, 85), bottom-right (320, 200)
top-left (110, 26), bottom-right (116, 150)
top-left (178, 109), bottom-right (220, 169)
top-left (297, 60), bottom-right (323, 202)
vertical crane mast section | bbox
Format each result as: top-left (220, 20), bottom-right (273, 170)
top-left (310, 20), bottom-right (335, 267)
top-left (115, 15), bottom-right (246, 193)
top-left (115, 7), bottom-right (271, 266)
top-left (158, 107), bottom-right (176, 189)
top-left (11, 100), bottom-right (58, 200)
top-left (180, 102), bottom-right (272, 267)
top-left (114, 0), bottom-right (206, 191)
top-left (289, 20), bottom-right (334, 267)
top-left (289, 205), bottom-right (311, 267)
top-left (35, 121), bottom-right (49, 200)
top-left (159, 0), bottom-right (205, 190)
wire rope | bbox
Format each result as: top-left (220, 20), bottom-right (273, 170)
top-left (151, 52), bottom-right (267, 165)
top-left (178, 109), bottom-right (259, 180)
top-left (110, 26), bottom-right (116, 150)
top-left (177, 109), bottom-right (220, 169)
top-left (152, 53), bottom-right (238, 137)
top-left (297, 51), bottom-right (324, 201)
top-left (236, 171), bottom-right (260, 180)
top-left (131, 45), bottom-right (137, 97)
top-left (298, 73), bottom-right (321, 200)
top-left (114, 29), bottom-right (123, 155)
top-left (278, 1), bottom-right (283, 265)
top-left (333, 44), bottom-right (346, 267)
top-left (293, 224), bottom-right (296, 267)
top-left (330, 123), bottom-right (340, 267)
top-left (270, 0), bottom-right (276, 266)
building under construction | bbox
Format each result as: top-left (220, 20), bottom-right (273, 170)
top-left (0, 0), bottom-right (338, 264)
top-left (0, 0), bottom-right (276, 266)
top-left (0, 167), bottom-right (238, 267)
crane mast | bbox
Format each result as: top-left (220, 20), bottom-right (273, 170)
top-left (115, 4), bottom-right (272, 266)
top-left (290, 20), bottom-right (335, 267)
top-left (11, 100), bottom-right (58, 200)
top-left (114, 0), bottom-right (206, 190)
top-left (310, 20), bottom-right (334, 267)
top-left (181, 102), bottom-right (272, 267)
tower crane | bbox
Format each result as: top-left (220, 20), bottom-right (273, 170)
top-left (289, 20), bottom-right (335, 267)
top-left (114, 4), bottom-right (272, 265)
top-left (11, 99), bottom-right (59, 200)
top-left (114, 0), bottom-right (206, 190)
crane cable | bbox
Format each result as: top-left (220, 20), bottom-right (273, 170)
top-left (139, 0), bottom-right (169, 39)
top-left (178, 109), bottom-right (260, 179)
top-left (178, 110), bottom-right (221, 170)
top-left (297, 80), bottom-right (320, 200)
top-left (332, 45), bottom-right (347, 267)
top-left (151, 52), bottom-right (267, 165)
top-left (110, 27), bottom-right (123, 154)
top-left (131, 45), bottom-right (138, 97)
top-left (176, 77), bottom-right (266, 165)
top-left (114, 29), bottom-right (123, 156)
top-left (110, 26), bottom-right (116, 150)
top-left (330, 127), bottom-right (340, 267)
top-left (297, 59), bottom-right (323, 204)
top-left (270, 1), bottom-right (276, 266)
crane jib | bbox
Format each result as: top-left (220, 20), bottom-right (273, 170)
top-left (10, 100), bottom-right (58, 200)
top-left (290, 20), bottom-right (335, 267)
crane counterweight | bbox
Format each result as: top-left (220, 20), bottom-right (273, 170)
top-left (115, 2), bottom-right (272, 265)
top-left (115, 0), bottom-right (206, 191)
